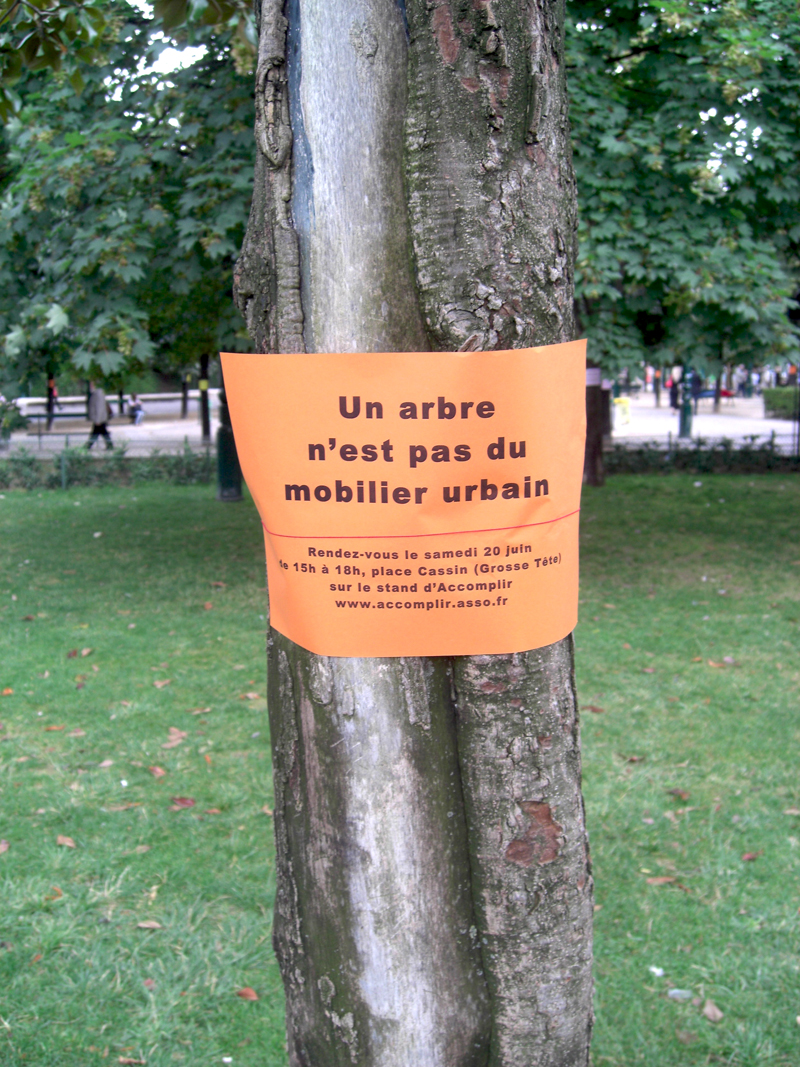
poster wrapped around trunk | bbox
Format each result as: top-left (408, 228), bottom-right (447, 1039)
top-left (222, 340), bottom-right (585, 657)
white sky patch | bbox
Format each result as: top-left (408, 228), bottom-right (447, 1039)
top-left (123, 0), bottom-right (208, 74)
top-left (147, 41), bottom-right (208, 73)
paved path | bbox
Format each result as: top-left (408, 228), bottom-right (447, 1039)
top-left (4, 411), bottom-right (217, 456)
top-left (3, 390), bottom-right (797, 457)
top-left (611, 393), bottom-right (797, 451)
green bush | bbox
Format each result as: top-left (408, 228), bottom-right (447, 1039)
top-left (604, 435), bottom-right (799, 475)
top-left (763, 387), bottom-right (799, 420)
top-left (0, 444), bottom-right (214, 490)
top-left (0, 399), bottom-right (28, 441)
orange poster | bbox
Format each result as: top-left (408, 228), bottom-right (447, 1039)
top-left (221, 342), bottom-right (586, 657)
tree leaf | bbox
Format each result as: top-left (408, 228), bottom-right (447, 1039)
top-left (136, 920), bottom-right (162, 930)
top-left (702, 999), bottom-right (724, 1023)
top-left (236, 986), bottom-right (259, 1001)
top-left (56, 835), bottom-right (76, 848)
top-left (0, 840), bottom-right (9, 854)
top-left (149, 766), bottom-right (167, 779)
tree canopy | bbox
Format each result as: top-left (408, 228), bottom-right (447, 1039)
top-left (0, 0), bottom-right (255, 390)
top-left (569, 0), bottom-right (800, 373)
top-left (1, 0), bottom-right (798, 389)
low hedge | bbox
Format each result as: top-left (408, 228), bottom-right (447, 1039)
top-left (763, 387), bottom-right (799, 420)
top-left (604, 436), bottom-right (799, 475)
top-left (0, 444), bottom-right (213, 491)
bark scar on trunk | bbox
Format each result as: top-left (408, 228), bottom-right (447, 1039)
top-left (504, 801), bottom-right (563, 867)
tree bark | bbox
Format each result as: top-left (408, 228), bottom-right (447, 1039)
top-left (234, 1), bottom-right (593, 1063)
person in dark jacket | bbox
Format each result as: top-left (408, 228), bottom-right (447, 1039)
top-left (668, 376), bottom-right (680, 411)
top-left (86, 382), bottom-right (113, 450)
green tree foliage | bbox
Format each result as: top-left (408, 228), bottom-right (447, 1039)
top-left (568, 0), bottom-right (800, 373)
top-left (3, 0), bottom-right (799, 389)
top-left (0, 0), bottom-right (110, 119)
top-left (0, 3), bottom-right (255, 389)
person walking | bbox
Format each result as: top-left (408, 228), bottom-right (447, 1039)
top-left (86, 381), bottom-right (113, 450)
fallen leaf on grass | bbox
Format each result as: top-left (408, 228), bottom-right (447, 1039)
top-left (120, 700), bottom-right (132, 707)
top-left (646, 876), bottom-right (676, 885)
top-left (783, 808), bottom-right (800, 816)
top-left (137, 920), bottom-right (162, 930)
top-left (236, 987), bottom-right (259, 1001)
top-left (56, 835), bottom-right (76, 848)
top-left (23, 614), bottom-right (35, 621)
top-left (153, 679), bottom-right (172, 690)
top-left (44, 886), bottom-right (62, 901)
top-left (664, 810), bottom-right (679, 824)
top-left (1, 687), bottom-right (12, 696)
top-left (67, 649), bottom-right (78, 658)
top-left (702, 999), bottom-right (724, 1022)
top-left (149, 766), bottom-right (167, 779)
top-left (98, 759), bottom-right (114, 768)
top-left (169, 797), bottom-right (195, 810)
top-left (708, 660), bottom-right (725, 668)
top-left (585, 705), bottom-right (605, 714)
top-left (261, 805), bottom-right (273, 816)
top-left (742, 850), bottom-right (763, 862)
top-left (204, 754), bottom-right (212, 765)
top-left (668, 789), bottom-right (690, 801)
top-left (240, 692), bottom-right (261, 701)
top-left (31, 953), bottom-right (43, 963)
top-left (118, 1057), bottom-right (146, 1064)
top-left (205, 808), bottom-right (221, 815)
top-left (676, 1031), bottom-right (697, 1045)
top-left (187, 707), bottom-right (211, 715)
top-left (203, 602), bottom-right (213, 611)
top-left (44, 725), bottom-right (65, 731)
top-left (0, 840), bottom-right (9, 854)
top-left (691, 656), bottom-right (703, 663)
top-left (211, 581), bottom-right (226, 588)
top-left (106, 802), bottom-right (141, 812)
top-left (67, 728), bottom-right (86, 737)
top-left (143, 978), bottom-right (156, 990)
top-left (81, 648), bottom-right (93, 657)
top-left (642, 667), bottom-right (655, 674)
top-left (625, 755), bottom-right (646, 763)
top-left (134, 845), bottom-right (151, 854)
top-left (622, 642), bottom-right (632, 649)
top-left (161, 727), bottom-right (188, 749)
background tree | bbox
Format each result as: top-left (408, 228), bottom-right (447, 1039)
top-left (233, 0), bottom-right (593, 1063)
top-left (568, 0), bottom-right (800, 379)
top-left (0, 3), bottom-right (255, 396)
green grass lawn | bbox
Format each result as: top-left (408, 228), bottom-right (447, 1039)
top-left (1, 474), bottom-right (798, 1066)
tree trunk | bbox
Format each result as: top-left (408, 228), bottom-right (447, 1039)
top-left (199, 352), bottom-right (211, 442)
top-left (46, 374), bottom-right (55, 431)
top-left (583, 366), bottom-right (604, 487)
top-left (234, 1), bottom-right (593, 1063)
